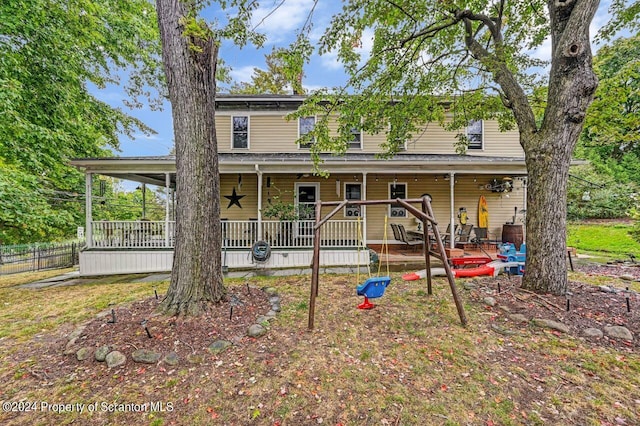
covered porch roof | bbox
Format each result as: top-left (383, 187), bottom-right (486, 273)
top-left (70, 153), bottom-right (530, 187)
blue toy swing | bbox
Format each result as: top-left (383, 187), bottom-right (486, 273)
top-left (355, 216), bottom-right (391, 309)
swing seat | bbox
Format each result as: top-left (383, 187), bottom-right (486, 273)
top-left (356, 276), bottom-right (391, 309)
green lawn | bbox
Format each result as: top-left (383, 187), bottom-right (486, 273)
top-left (568, 221), bottom-right (640, 258)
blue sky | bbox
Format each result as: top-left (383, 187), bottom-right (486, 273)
top-left (95, 1), bottom-right (615, 159)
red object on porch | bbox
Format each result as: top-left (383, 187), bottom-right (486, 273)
top-left (357, 296), bottom-right (376, 310)
top-left (450, 256), bottom-right (492, 268)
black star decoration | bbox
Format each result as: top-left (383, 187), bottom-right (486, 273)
top-left (224, 187), bottom-right (245, 209)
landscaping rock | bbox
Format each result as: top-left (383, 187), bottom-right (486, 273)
top-left (266, 310), bottom-right (278, 318)
top-left (463, 282), bottom-right (476, 290)
top-left (105, 351), bottom-right (126, 368)
top-left (247, 324), bottom-right (267, 337)
top-left (583, 328), bottom-right (604, 339)
top-left (264, 287), bottom-right (278, 296)
top-left (208, 340), bottom-right (232, 354)
top-left (76, 347), bottom-right (92, 361)
top-left (269, 295), bottom-right (281, 304)
top-left (483, 297), bottom-right (497, 307)
top-left (604, 326), bottom-right (633, 341)
top-left (508, 313), bottom-right (529, 324)
top-left (620, 274), bottom-right (634, 281)
top-left (67, 325), bottom-right (86, 342)
top-left (132, 349), bottom-right (162, 364)
top-left (490, 323), bottom-right (518, 335)
top-left (599, 285), bottom-right (617, 293)
top-left (256, 315), bottom-right (273, 324)
top-left (163, 352), bottom-right (180, 366)
top-left (270, 303), bottom-right (281, 312)
top-left (532, 318), bottom-right (570, 334)
top-left (95, 345), bottom-right (111, 362)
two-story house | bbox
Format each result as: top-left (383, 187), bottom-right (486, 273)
top-left (71, 94), bottom-right (528, 276)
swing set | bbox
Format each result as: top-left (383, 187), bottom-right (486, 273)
top-left (355, 216), bottom-right (391, 309)
top-left (308, 196), bottom-right (467, 330)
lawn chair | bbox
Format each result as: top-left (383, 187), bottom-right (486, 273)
top-left (397, 224), bottom-right (423, 252)
top-left (442, 223), bottom-right (458, 246)
top-left (456, 224), bottom-right (474, 244)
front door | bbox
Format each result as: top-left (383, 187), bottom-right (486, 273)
top-left (296, 183), bottom-right (318, 237)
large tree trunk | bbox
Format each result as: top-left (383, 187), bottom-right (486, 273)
top-left (156, 0), bottom-right (225, 315)
top-left (520, 0), bottom-right (599, 295)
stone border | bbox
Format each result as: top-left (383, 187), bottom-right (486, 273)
top-left (64, 286), bottom-right (282, 368)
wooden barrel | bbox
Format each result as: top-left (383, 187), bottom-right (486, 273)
top-left (502, 224), bottom-right (524, 250)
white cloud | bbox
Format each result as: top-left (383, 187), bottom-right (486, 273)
top-left (251, 0), bottom-right (316, 43)
top-left (230, 65), bottom-right (259, 83)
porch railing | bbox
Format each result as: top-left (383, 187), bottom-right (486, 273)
top-left (90, 220), bottom-right (361, 249)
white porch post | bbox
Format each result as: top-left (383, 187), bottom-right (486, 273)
top-left (255, 164), bottom-right (263, 240)
top-left (449, 172), bottom-right (455, 249)
top-left (165, 173), bottom-right (171, 247)
top-left (362, 172), bottom-right (367, 244)
top-left (85, 172), bottom-right (93, 248)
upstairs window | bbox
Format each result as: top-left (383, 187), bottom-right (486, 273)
top-left (298, 116), bottom-right (315, 149)
top-left (467, 119), bottom-right (483, 150)
top-left (232, 116), bottom-right (249, 149)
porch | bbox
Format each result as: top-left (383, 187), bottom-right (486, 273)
top-left (80, 219), bottom-right (367, 276)
top-left (88, 219), bottom-right (362, 249)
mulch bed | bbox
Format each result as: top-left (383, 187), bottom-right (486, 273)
top-left (471, 262), bottom-right (640, 350)
top-left (63, 285), bottom-right (272, 371)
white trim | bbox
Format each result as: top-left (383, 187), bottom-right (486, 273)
top-left (467, 119), bottom-right (484, 150)
top-left (388, 181), bottom-right (408, 218)
top-left (343, 181), bottom-right (362, 218)
top-left (231, 115), bottom-right (250, 149)
top-left (348, 125), bottom-right (363, 150)
top-left (217, 110), bottom-right (299, 116)
top-left (297, 115), bottom-right (316, 149)
top-left (294, 182), bottom-right (320, 218)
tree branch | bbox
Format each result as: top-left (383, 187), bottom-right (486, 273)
top-left (461, 14), bottom-right (537, 137)
top-left (383, 0), bottom-right (417, 23)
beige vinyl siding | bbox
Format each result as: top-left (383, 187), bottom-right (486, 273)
top-left (216, 113), bottom-right (523, 156)
top-left (218, 172), bottom-right (526, 246)
top-left (216, 116), bottom-right (232, 153)
top-left (219, 174), bottom-right (259, 220)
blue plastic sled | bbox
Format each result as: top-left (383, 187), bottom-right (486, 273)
top-left (356, 276), bottom-right (391, 309)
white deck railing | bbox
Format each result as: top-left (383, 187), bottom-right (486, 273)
top-left (90, 220), bottom-right (361, 249)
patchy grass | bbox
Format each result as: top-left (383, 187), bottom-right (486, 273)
top-left (568, 222), bottom-right (640, 258)
top-left (0, 270), bottom-right (169, 341)
top-left (0, 271), bottom-right (638, 425)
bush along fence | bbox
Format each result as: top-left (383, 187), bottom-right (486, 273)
top-left (0, 241), bottom-right (82, 275)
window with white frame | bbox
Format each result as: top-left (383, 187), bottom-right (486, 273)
top-left (344, 183), bottom-right (362, 217)
top-left (389, 183), bottom-right (407, 218)
top-left (467, 119), bottom-right (483, 150)
top-left (348, 126), bottom-right (362, 149)
top-left (232, 116), bottom-right (249, 149)
top-left (298, 116), bottom-right (315, 149)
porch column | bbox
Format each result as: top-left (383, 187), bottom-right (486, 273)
top-left (255, 164), bottom-right (263, 240)
top-left (165, 173), bottom-right (171, 247)
top-left (449, 172), bottom-right (455, 249)
top-left (85, 172), bottom-right (93, 248)
top-left (362, 172), bottom-right (367, 244)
